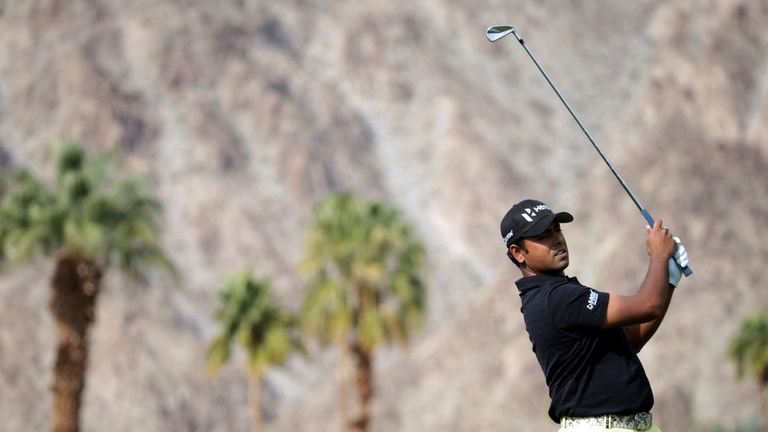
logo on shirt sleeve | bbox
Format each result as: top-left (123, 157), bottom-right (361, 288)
top-left (586, 290), bottom-right (599, 310)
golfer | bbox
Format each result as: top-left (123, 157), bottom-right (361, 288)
top-left (500, 199), bottom-right (688, 431)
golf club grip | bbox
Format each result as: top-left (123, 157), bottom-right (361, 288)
top-left (641, 209), bottom-right (693, 277)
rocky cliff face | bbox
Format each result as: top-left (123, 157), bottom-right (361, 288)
top-left (1, 0), bottom-right (767, 431)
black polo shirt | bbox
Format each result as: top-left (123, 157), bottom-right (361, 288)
top-left (515, 274), bottom-right (653, 423)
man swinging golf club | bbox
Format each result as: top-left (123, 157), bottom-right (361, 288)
top-left (500, 199), bottom-right (689, 431)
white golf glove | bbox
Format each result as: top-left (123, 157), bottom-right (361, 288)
top-left (668, 236), bottom-right (688, 287)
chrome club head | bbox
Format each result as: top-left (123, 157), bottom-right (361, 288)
top-left (486, 25), bottom-right (521, 43)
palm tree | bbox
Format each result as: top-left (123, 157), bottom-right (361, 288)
top-left (730, 311), bottom-right (768, 432)
top-left (0, 143), bottom-right (174, 432)
top-left (207, 269), bottom-right (303, 432)
top-left (301, 193), bottom-right (426, 432)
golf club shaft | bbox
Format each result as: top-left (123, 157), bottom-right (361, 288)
top-left (501, 28), bottom-right (692, 276)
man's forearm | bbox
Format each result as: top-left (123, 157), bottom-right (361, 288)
top-left (625, 284), bottom-right (676, 353)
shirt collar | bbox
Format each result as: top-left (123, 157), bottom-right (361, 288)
top-left (515, 274), bottom-right (578, 294)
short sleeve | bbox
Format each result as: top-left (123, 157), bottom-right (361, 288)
top-left (547, 283), bottom-right (609, 329)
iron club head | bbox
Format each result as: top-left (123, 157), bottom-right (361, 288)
top-left (486, 25), bottom-right (522, 43)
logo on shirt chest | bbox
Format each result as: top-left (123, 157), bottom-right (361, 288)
top-left (586, 290), bottom-right (599, 310)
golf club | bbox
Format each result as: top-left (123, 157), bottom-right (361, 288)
top-left (486, 25), bottom-right (692, 277)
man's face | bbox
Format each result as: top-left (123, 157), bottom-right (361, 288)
top-left (510, 221), bottom-right (569, 276)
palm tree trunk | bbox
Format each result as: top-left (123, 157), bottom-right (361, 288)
top-left (248, 371), bottom-right (263, 432)
top-left (49, 254), bottom-right (102, 432)
top-left (350, 341), bottom-right (373, 432)
top-left (338, 343), bottom-right (351, 432)
top-left (760, 370), bottom-right (768, 432)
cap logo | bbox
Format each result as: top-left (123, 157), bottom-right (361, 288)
top-left (521, 204), bottom-right (549, 222)
top-left (503, 230), bottom-right (514, 244)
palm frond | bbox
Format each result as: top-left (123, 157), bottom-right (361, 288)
top-left (206, 336), bottom-right (232, 376)
top-left (0, 169), bottom-right (59, 263)
top-left (0, 142), bottom-right (174, 280)
top-left (729, 311), bottom-right (768, 382)
top-left (300, 193), bottom-right (427, 353)
top-left (729, 311), bottom-right (768, 384)
top-left (208, 269), bottom-right (303, 377)
top-left (301, 272), bottom-right (351, 345)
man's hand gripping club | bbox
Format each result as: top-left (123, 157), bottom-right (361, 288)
top-left (646, 222), bottom-right (689, 287)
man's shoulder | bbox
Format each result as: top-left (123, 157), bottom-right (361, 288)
top-left (518, 275), bottom-right (603, 317)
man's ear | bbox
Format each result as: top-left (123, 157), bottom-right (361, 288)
top-left (509, 242), bottom-right (527, 266)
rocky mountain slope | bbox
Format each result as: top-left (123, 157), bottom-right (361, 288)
top-left (1, 0), bottom-right (767, 431)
